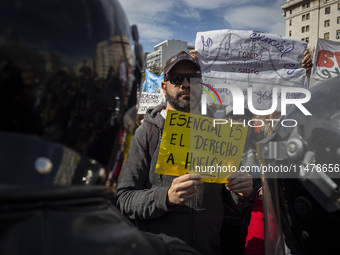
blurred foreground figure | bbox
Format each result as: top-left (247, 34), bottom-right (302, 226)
top-left (0, 1), bottom-right (200, 254)
top-left (257, 77), bottom-right (340, 255)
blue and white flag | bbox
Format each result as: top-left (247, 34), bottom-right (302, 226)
top-left (142, 69), bottom-right (164, 94)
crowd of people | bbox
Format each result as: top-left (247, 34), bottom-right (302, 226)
top-left (114, 49), bottom-right (315, 255)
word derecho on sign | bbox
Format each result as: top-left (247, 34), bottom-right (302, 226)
top-left (155, 110), bottom-right (248, 183)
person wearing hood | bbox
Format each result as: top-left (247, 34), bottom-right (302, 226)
top-left (116, 51), bottom-right (254, 255)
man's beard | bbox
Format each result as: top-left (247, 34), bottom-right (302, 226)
top-left (166, 87), bottom-right (200, 112)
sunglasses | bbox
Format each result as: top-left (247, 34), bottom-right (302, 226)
top-left (166, 73), bottom-right (202, 85)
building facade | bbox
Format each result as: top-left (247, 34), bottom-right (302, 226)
top-left (146, 40), bottom-right (194, 70)
top-left (282, 0), bottom-right (340, 50)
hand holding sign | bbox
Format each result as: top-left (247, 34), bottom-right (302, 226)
top-left (301, 49), bottom-right (313, 72)
top-left (155, 110), bottom-right (248, 183)
top-left (226, 171), bottom-right (253, 197)
top-left (167, 174), bottom-right (203, 205)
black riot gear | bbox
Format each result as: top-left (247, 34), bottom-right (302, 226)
top-left (0, 1), bottom-right (200, 254)
top-left (257, 77), bottom-right (340, 255)
top-left (0, 0), bottom-right (142, 185)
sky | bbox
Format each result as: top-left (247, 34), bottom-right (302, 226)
top-left (118, 0), bottom-right (287, 53)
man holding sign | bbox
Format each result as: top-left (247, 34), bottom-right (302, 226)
top-left (116, 51), bottom-right (254, 255)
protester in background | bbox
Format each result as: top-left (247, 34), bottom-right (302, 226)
top-left (116, 51), bottom-right (254, 255)
top-left (244, 60), bottom-right (313, 255)
top-left (190, 47), bottom-right (313, 255)
top-left (220, 108), bottom-right (262, 255)
top-left (243, 113), bottom-right (279, 255)
top-left (137, 114), bottom-right (146, 126)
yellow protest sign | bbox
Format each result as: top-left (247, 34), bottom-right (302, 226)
top-left (155, 110), bottom-right (248, 183)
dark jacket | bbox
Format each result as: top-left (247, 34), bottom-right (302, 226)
top-left (116, 104), bottom-right (251, 255)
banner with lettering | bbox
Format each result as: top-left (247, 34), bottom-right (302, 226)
top-left (310, 38), bottom-right (340, 87)
top-left (195, 29), bottom-right (307, 111)
top-left (155, 110), bottom-right (248, 183)
top-left (138, 69), bottom-right (165, 114)
top-left (137, 92), bottom-right (164, 114)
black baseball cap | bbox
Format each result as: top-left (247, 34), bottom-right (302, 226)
top-left (164, 51), bottom-right (201, 78)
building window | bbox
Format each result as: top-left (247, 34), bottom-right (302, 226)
top-left (289, 19), bottom-right (292, 26)
top-left (324, 32), bottom-right (330, 40)
top-left (302, 15), bottom-right (306, 21)
top-left (289, 30), bottom-right (292, 37)
top-left (301, 26), bottom-right (309, 33)
top-left (325, 7), bottom-right (330, 14)
top-left (302, 2), bottom-right (310, 9)
top-left (306, 37), bottom-right (309, 43)
top-left (338, 3), bottom-right (340, 11)
top-left (290, 9), bottom-right (292, 14)
top-left (337, 30), bottom-right (340, 39)
top-left (325, 19), bottom-right (330, 27)
top-left (306, 13), bottom-right (310, 20)
top-left (338, 16), bottom-right (340, 24)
